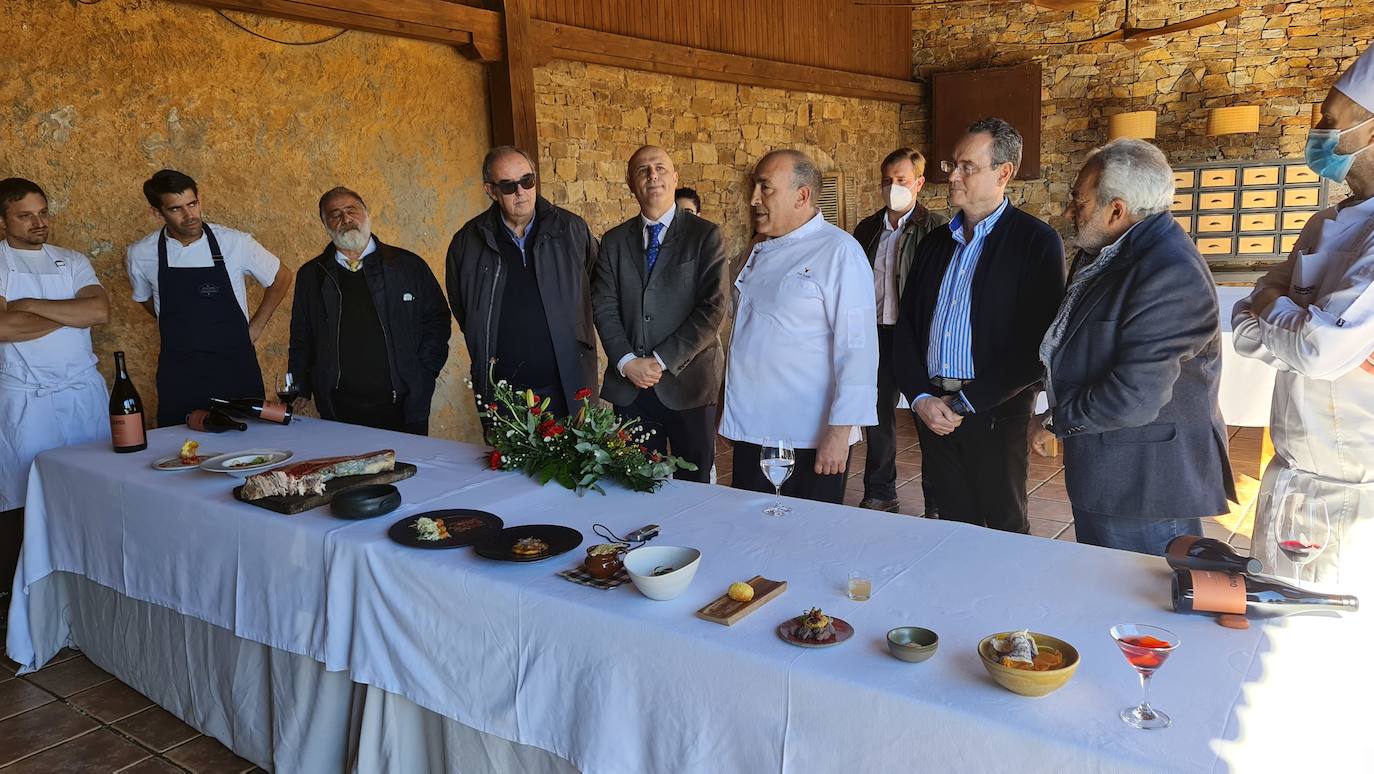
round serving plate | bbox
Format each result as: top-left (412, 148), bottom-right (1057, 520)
top-left (152, 452), bottom-right (221, 471)
top-left (472, 525), bottom-right (584, 562)
top-left (776, 616), bottom-right (854, 649)
top-left (388, 509), bottom-right (504, 549)
top-left (199, 449), bottom-right (293, 476)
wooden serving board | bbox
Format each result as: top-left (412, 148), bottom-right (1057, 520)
top-left (696, 576), bottom-right (787, 626)
top-left (232, 462), bottom-right (418, 515)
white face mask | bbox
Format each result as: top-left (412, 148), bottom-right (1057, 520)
top-left (883, 183), bottom-right (914, 212)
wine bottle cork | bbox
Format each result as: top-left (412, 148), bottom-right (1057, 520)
top-left (1216, 613), bottom-right (1250, 630)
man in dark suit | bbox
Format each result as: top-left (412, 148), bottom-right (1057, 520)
top-left (894, 118), bottom-right (1066, 532)
top-left (1044, 139), bottom-right (1236, 554)
top-left (852, 147), bottom-right (948, 512)
top-left (593, 146), bottom-right (730, 482)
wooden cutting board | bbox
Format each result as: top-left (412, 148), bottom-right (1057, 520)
top-left (696, 576), bottom-right (787, 626)
top-left (232, 462), bottom-right (418, 514)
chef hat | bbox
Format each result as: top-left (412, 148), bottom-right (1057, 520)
top-left (1334, 42), bottom-right (1374, 114)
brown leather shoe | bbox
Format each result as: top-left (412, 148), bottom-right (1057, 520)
top-left (858, 497), bottom-right (900, 513)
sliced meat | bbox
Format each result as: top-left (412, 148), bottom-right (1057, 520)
top-left (241, 449), bottom-right (396, 500)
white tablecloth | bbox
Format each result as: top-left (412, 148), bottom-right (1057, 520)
top-left (8, 421), bottom-right (1370, 772)
top-left (1216, 284), bottom-right (1277, 427)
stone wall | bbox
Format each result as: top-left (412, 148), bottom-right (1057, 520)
top-left (534, 61), bottom-right (903, 261)
top-left (902, 0), bottom-right (1374, 234)
top-left (1, 0), bottom-right (491, 442)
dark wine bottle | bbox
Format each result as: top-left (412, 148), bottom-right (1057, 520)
top-left (1165, 535), bottom-right (1263, 575)
top-left (186, 408), bottom-right (248, 433)
top-left (209, 396), bottom-right (292, 425)
top-left (109, 351), bottom-right (147, 453)
top-left (1172, 569), bottom-right (1359, 619)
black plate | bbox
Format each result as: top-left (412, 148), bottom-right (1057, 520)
top-left (473, 525), bottom-right (584, 562)
top-left (331, 484), bottom-right (401, 520)
top-left (387, 509), bottom-right (503, 549)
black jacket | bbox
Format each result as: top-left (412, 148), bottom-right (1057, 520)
top-left (1050, 211), bottom-right (1236, 518)
top-left (894, 202), bottom-right (1066, 417)
top-left (287, 237), bottom-right (451, 424)
top-left (852, 203), bottom-right (949, 303)
top-left (445, 197), bottom-right (599, 414)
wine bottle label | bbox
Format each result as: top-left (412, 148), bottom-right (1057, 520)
top-left (1166, 535), bottom-right (1202, 560)
top-left (111, 413), bottom-right (146, 447)
top-left (1190, 570), bottom-right (1247, 614)
top-left (186, 410), bottom-right (209, 431)
top-left (260, 401), bottom-right (287, 423)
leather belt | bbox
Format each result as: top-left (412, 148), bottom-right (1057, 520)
top-left (930, 376), bottom-right (973, 392)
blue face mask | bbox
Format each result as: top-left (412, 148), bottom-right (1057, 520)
top-left (1305, 116), bottom-right (1374, 183)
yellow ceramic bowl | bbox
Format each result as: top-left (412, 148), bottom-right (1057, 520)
top-left (977, 632), bottom-right (1080, 697)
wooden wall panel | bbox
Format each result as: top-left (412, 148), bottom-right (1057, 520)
top-left (530, 0), bottom-right (910, 80)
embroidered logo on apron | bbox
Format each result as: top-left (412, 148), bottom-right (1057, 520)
top-left (198, 282), bottom-right (220, 298)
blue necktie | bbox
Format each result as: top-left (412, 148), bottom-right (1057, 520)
top-left (646, 222), bottom-right (664, 275)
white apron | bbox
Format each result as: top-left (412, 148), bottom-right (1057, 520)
top-left (1241, 202), bottom-right (1374, 594)
top-left (0, 244), bottom-right (109, 511)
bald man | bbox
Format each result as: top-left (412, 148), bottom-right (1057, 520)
top-left (446, 145), bottom-right (599, 421)
top-left (592, 146), bottom-right (729, 481)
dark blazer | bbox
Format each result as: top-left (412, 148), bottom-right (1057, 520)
top-left (288, 236), bottom-right (450, 424)
top-left (445, 197), bottom-right (599, 414)
top-left (592, 209), bottom-right (730, 409)
top-left (1049, 211), bottom-right (1237, 519)
top-left (894, 202), bottom-right (1066, 417)
top-left (852, 203), bottom-right (949, 302)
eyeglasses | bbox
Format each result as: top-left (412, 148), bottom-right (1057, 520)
top-left (940, 160), bottom-right (988, 177)
top-left (488, 173), bottom-right (537, 195)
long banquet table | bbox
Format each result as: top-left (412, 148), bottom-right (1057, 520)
top-left (7, 420), bottom-right (1369, 772)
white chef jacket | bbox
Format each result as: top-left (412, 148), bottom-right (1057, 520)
top-left (1232, 196), bottom-right (1374, 592)
top-left (125, 222), bottom-right (281, 318)
top-left (719, 212), bottom-right (879, 449)
top-left (0, 242), bottom-right (110, 511)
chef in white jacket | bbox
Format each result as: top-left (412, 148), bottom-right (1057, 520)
top-left (1232, 45), bottom-right (1374, 592)
top-left (0, 178), bottom-right (110, 594)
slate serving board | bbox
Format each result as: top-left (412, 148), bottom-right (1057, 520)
top-left (232, 462), bottom-right (417, 514)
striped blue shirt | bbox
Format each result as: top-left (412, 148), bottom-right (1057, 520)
top-left (923, 198), bottom-right (1010, 402)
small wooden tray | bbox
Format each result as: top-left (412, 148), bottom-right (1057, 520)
top-left (233, 462), bottom-right (418, 514)
top-left (696, 576), bottom-right (787, 626)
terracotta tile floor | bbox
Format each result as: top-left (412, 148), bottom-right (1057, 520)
top-left (0, 421), bottom-right (1262, 771)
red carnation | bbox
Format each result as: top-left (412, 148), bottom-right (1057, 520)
top-left (651, 451), bottom-right (662, 462)
top-left (486, 403), bottom-right (498, 411)
top-left (538, 419), bottom-right (566, 438)
top-left (575, 387), bottom-right (592, 401)
top-left (617, 429), bottom-right (630, 443)
top-left (488, 450), bottom-right (503, 469)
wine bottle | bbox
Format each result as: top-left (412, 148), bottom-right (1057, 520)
top-left (109, 351), bottom-right (147, 453)
top-left (1171, 569), bottom-right (1359, 619)
top-left (186, 408), bottom-right (248, 433)
top-left (1165, 535), bottom-right (1263, 575)
top-left (209, 396), bottom-right (292, 425)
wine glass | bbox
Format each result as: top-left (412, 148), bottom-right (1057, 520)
top-left (1273, 491), bottom-right (1330, 582)
top-left (759, 438), bottom-right (794, 517)
top-left (276, 371), bottom-right (300, 405)
top-left (1110, 624), bottom-right (1180, 730)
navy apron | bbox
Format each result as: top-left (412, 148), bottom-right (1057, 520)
top-left (155, 225), bottom-right (264, 426)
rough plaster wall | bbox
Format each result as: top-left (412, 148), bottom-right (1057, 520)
top-left (900, 0), bottom-right (1374, 236)
top-left (534, 61), bottom-right (903, 265)
top-left (1, 0), bottom-right (491, 442)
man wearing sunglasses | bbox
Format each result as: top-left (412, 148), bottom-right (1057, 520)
top-left (893, 117), bottom-right (1066, 533)
top-left (445, 146), bottom-right (599, 421)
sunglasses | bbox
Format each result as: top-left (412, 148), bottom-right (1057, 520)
top-left (489, 173), bottom-right (537, 195)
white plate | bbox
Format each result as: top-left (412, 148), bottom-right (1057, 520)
top-left (199, 449), bottom-right (293, 477)
top-left (152, 452), bottom-right (221, 472)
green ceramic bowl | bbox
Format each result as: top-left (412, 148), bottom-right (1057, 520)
top-left (886, 626), bottom-right (939, 663)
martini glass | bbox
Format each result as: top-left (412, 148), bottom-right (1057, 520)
top-left (1110, 623), bottom-right (1180, 730)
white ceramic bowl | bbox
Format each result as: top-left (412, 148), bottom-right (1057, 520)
top-left (623, 546), bottom-right (701, 601)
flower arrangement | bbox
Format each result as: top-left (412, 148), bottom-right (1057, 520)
top-left (479, 364), bottom-right (696, 495)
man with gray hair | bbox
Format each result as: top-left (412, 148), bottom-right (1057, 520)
top-left (1042, 138), bottom-right (1235, 554)
top-left (720, 149), bottom-right (879, 505)
top-left (288, 186), bottom-right (450, 434)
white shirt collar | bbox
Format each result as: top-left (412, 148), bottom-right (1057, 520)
top-left (334, 236), bottom-right (377, 269)
top-left (640, 204), bottom-right (677, 234)
top-left (883, 206), bottom-right (916, 233)
top-left (756, 211), bottom-right (828, 252)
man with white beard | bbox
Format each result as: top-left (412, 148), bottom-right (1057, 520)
top-left (287, 187), bottom-right (450, 434)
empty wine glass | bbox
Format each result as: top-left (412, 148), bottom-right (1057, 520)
top-left (1273, 491), bottom-right (1330, 582)
top-left (759, 438), bottom-right (794, 517)
top-left (1110, 623), bottom-right (1180, 730)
